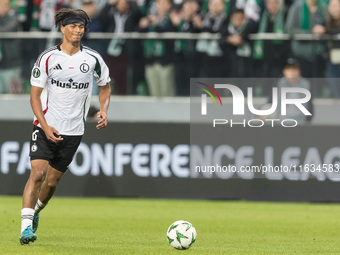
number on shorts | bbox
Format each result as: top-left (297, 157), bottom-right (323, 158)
top-left (32, 130), bottom-right (39, 141)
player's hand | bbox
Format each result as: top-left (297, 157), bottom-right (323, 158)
top-left (43, 125), bottom-right (63, 143)
top-left (96, 111), bottom-right (108, 129)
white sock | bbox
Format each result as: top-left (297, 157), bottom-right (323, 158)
top-left (21, 208), bottom-right (34, 233)
top-left (34, 199), bottom-right (47, 214)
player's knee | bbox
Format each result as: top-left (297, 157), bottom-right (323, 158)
top-left (46, 181), bottom-right (58, 189)
top-left (29, 168), bottom-right (45, 183)
top-left (45, 177), bottom-right (60, 189)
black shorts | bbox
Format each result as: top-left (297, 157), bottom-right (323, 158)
top-left (29, 125), bottom-right (82, 172)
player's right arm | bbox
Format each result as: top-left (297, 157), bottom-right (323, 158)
top-left (30, 86), bottom-right (63, 143)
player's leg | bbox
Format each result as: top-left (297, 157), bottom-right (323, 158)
top-left (20, 159), bottom-right (49, 244)
top-left (31, 165), bottom-right (65, 234)
top-left (25, 134), bottom-right (82, 242)
top-left (21, 125), bottom-right (55, 243)
top-left (32, 134), bottom-right (82, 233)
top-left (22, 160), bottom-right (49, 208)
top-left (38, 165), bottom-right (64, 206)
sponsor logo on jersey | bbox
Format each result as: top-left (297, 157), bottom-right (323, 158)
top-left (80, 63), bottom-right (90, 73)
top-left (53, 64), bottom-right (62, 70)
top-left (32, 68), bottom-right (41, 78)
top-left (51, 78), bottom-right (89, 89)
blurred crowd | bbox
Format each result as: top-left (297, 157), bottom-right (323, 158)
top-left (1, 0), bottom-right (340, 97)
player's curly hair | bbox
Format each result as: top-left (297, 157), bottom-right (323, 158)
top-left (55, 8), bottom-right (90, 31)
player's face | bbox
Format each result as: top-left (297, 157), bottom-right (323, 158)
top-left (61, 23), bottom-right (85, 44)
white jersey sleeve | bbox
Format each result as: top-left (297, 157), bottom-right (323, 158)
top-left (30, 46), bottom-right (57, 88)
top-left (31, 65), bottom-right (48, 88)
top-left (83, 46), bottom-right (111, 86)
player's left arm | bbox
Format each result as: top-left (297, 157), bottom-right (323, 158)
top-left (96, 82), bottom-right (111, 129)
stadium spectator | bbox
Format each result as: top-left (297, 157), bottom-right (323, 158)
top-left (234, 0), bottom-right (262, 34)
top-left (17, 0), bottom-right (40, 31)
top-left (325, 0), bottom-right (340, 98)
top-left (39, 0), bottom-right (65, 32)
top-left (66, 0), bottom-right (107, 10)
top-left (220, 9), bottom-right (253, 81)
top-left (18, 0), bottom-right (69, 92)
top-left (41, 1), bottom-right (72, 49)
top-left (234, 0), bottom-right (262, 23)
top-left (82, 0), bottom-right (105, 48)
top-left (171, 0), bottom-right (201, 96)
top-left (65, 0), bottom-right (83, 9)
top-left (17, 0), bottom-right (40, 92)
top-left (139, 0), bottom-right (157, 17)
top-left (277, 58), bottom-right (313, 124)
top-left (81, 0), bottom-right (106, 95)
top-left (200, 0), bottom-right (232, 16)
top-left (100, 0), bottom-right (142, 95)
top-left (284, 0), bottom-right (295, 10)
top-left (258, 58), bottom-right (313, 123)
top-left (0, 0), bottom-right (22, 94)
top-left (196, 0), bottom-right (229, 78)
top-left (253, 0), bottom-right (289, 80)
top-left (139, 0), bottom-right (176, 97)
top-left (285, 0), bottom-right (328, 79)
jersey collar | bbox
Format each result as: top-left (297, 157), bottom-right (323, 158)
top-left (57, 43), bottom-right (83, 51)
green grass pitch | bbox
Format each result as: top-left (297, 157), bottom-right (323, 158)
top-left (1, 196), bottom-right (340, 254)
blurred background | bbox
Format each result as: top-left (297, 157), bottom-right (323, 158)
top-left (1, 0), bottom-right (340, 202)
top-left (1, 0), bottom-right (340, 97)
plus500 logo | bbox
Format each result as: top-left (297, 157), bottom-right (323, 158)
top-left (51, 78), bottom-right (89, 89)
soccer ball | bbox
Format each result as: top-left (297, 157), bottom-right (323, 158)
top-left (166, 220), bottom-right (197, 250)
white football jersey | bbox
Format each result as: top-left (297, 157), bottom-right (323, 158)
top-left (30, 44), bottom-right (111, 135)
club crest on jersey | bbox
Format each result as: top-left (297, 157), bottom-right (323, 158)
top-left (80, 63), bottom-right (90, 73)
top-left (32, 68), bottom-right (41, 78)
top-left (31, 144), bottom-right (38, 152)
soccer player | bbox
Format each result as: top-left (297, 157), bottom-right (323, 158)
top-left (19, 8), bottom-right (111, 245)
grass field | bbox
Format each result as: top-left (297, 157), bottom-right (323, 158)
top-left (1, 196), bottom-right (340, 254)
